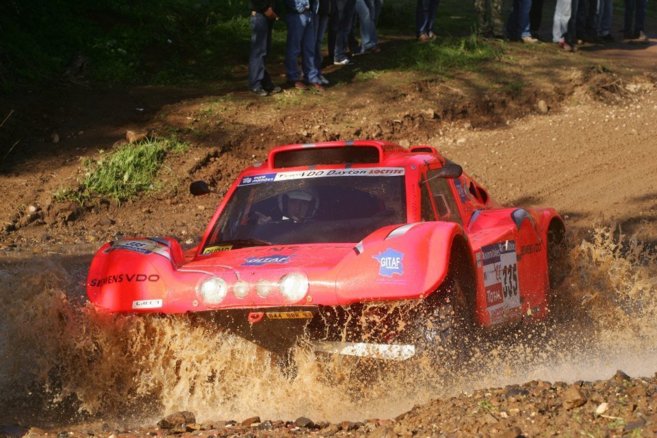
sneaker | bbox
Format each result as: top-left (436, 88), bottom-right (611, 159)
top-left (265, 85), bottom-right (282, 94)
top-left (318, 75), bottom-right (330, 85)
top-left (417, 33), bottom-right (431, 43)
top-left (333, 57), bottom-right (352, 66)
top-left (428, 31), bottom-right (437, 40)
top-left (288, 80), bottom-right (307, 90)
top-left (636, 31), bottom-right (649, 42)
top-left (521, 35), bottom-right (539, 44)
top-left (251, 87), bottom-right (268, 97)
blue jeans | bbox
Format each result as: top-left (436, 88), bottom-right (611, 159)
top-left (355, 0), bottom-right (378, 49)
top-left (248, 13), bottom-right (275, 91)
top-left (507, 0), bottom-right (533, 40)
top-left (624, 0), bottom-right (647, 35)
top-left (285, 11), bottom-right (320, 83)
top-left (416, 0), bottom-right (440, 36)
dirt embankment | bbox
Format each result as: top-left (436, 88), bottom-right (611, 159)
top-left (1, 37), bottom-right (657, 437)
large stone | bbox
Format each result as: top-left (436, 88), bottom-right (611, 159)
top-left (157, 411), bottom-right (196, 429)
top-left (562, 385), bottom-right (587, 410)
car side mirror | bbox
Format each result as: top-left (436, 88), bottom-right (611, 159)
top-left (190, 180), bottom-right (212, 196)
top-left (434, 162), bottom-right (463, 178)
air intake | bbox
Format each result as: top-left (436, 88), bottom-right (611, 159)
top-left (272, 145), bottom-right (380, 169)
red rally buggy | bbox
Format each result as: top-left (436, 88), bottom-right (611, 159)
top-left (87, 140), bottom-right (565, 360)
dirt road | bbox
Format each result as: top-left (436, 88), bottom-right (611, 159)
top-left (1, 38), bottom-right (657, 436)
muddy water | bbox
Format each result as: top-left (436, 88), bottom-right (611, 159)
top-left (0, 228), bottom-right (656, 429)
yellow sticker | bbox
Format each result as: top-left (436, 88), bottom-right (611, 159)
top-left (203, 245), bottom-right (233, 255)
top-left (266, 311), bottom-right (313, 320)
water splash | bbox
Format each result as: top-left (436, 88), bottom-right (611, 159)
top-left (0, 227), bottom-right (655, 427)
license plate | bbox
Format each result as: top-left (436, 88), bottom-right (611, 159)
top-left (265, 311), bottom-right (313, 320)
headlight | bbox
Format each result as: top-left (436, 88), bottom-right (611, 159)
top-left (256, 280), bottom-right (276, 298)
top-left (197, 277), bottom-right (228, 305)
top-left (233, 280), bottom-right (250, 299)
top-left (279, 272), bottom-right (309, 303)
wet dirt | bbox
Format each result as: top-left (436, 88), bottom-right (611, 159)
top-left (1, 35), bottom-right (657, 437)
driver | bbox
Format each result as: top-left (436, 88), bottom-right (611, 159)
top-left (280, 189), bottom-right (317, 223)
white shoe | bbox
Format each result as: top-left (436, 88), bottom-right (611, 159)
top-left (319, 75), bottom-right (330, 85)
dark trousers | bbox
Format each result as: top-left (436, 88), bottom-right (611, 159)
top-left (506, 0), bottom-right (532, 40)
top-left (248, 13), bottom-right (274, 91)
top-left (624, 0), bottom-right (647, 36)
top-left (529, 0), bottom-right (543, 35)
top-left (328, 0), bottom-right (356, 62)
top-left (564, 0), bottom-right (582, 45)
top-left (576, 0), bottom-right (599, 40)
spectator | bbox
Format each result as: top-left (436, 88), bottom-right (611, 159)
top-left (474, 0), bottom-right (504, 39)
top-left (416, 0), bottom-right (440, 42)
top-left (598, 0), bottom-right (615, 42)
top-left (576, 0), bottom-right (600, 42)
top-left (329, 0), bottom-right (357, 64)
top-left (314, 0), bottom-right (331, 84)
top-left (284, 0), bottom-right (324, 90)
top-left (248, 0), bottom-right (282, 96)
top-left (561, 0), bottom-right (583, 51)
top-left (507, 0), bottom-right (538, 43)
top-left (553, 0), bottom-right (571, 43)
top-left (529, 0), bottom-right (543, 39)
top-left (353, 0), bottom-right (381, 54)
top-left (623, 0), bottom-right (648, 42)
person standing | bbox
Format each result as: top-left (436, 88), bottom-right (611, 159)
top-left (597, 0), bottom-right (615, 42)
top-left (284, 0), bottom-right (324, 90)
top-left (416, 0), bottom-right (440, 42)
top-left (474, 0), bottom-right (504, 38)
top-left (529, 0), bottom-right (543, 39)
top-left (248, 0), bottom-right (282, 96)
top-left (623, 0), bottom-right (648, 42)
top-left (314, 0), bottom-right (331, 84)
top-left (354, 0), bottom-right (380, 53)
top-left (329, 0), bottom-right (357, 64)
top-left (506, 0), bottom-right (537, 43)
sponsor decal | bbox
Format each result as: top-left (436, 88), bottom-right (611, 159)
top-left (266, 311), bottom-right (313, 320)
top-left (454, 179), bottom-right (468, 202)
top-left (89, 274), bottom-right (160, 287)
top-left (132, 299), bottom-right (163, 310)
top-left (239, 173), bottom-right (277, 186)
top-left (481, 240), bottom-right (520, 323)
top-left (243, 255), bottom-right (291, 266)
top-left (519, 243), bottom-right (542, 257)
top-left (274, 167), bottom-right (405, 182)
top-left (105, 239), bottom-right (171, 260)
top-left (202, 245), bottom-right (233, 255)
top-left (373, 248), bottom-right (404, 277)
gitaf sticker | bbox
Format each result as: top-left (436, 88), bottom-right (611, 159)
top-left (243, 255), bottom-right (291, 266)
top-left (240, 173), bottom-right (277, 186)
top-left (481, 240), bottom-right (520, 324)
top-left (203, 245), bottom-right (233, 255)
top-left (373, 248), bottom-right (404, 277)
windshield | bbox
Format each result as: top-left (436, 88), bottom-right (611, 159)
top-left (203, 169), bottom-right (406, 249)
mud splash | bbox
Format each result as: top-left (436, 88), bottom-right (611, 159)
top-left (0, 227), bottom-right (655, 428)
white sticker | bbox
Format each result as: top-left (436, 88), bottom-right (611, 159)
top-left (132, 299), bottom-right (163, 309)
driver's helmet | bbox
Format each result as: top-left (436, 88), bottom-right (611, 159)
top-left (279, 189), bottom-right (318, 222)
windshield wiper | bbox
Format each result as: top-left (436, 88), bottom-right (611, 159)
top-left (217, 238), bottom-right (272, 248)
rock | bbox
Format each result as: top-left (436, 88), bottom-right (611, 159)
top-left (563, 385), bottom-right (587, 410)
top-left (537, 100), bottom-right (549, 114)
top-left (241, 416), bottom-right (261, 427)
top-left (498, 426), bottom-right (524, 438)
top-left (157, 411), bottom-right (196, 429)
top-left (613, 370), bottom-right (632, 383)
top-left (185, 423), bottom-right (202, 432)
top-left (595, 402), bottom-right (609, 416)
top-left (624, 417), bottom-right (647, 432)
top-left (294, 417), bottom-right (315, 428)
top-left (126, 130), bottom-right (148, 143)
top-left (51, 132), bottom-right (60, 143)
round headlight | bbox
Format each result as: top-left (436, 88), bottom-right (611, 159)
top-left (233, 280), bottom-right (250, 299)
top-left (197, 277), bottom-right (228, 305)
top-left (279, 272), bottom-right (309, 303)
top-left (256, 280), bottom-right (276, 298)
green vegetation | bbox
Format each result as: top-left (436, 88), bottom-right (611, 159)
top-left (56, 137), bottom-right (187, 203)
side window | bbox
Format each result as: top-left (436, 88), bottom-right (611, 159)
top-left (427, 170), bottom-right (462, 225)
top-left (420, 180), bottom-right (435, 221)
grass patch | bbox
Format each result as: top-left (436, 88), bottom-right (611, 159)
top-left (56, 137), bottom-right (188, 203)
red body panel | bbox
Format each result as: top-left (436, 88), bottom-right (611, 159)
top-left (87, 140), bottom-right (563, 342)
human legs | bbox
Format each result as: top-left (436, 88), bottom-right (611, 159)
top-left (416, 0), bottom-right (439, 37)
top-left (529, 0), bottom-right (544, 37)
top-left (285, 13), bottom-right (306, 82)
top-left (553, 0), bottom-right (572, 42)
top-left (248, 13), bottom-right (273, 91)
top-left (598, 0), bottom-right (613, 36)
